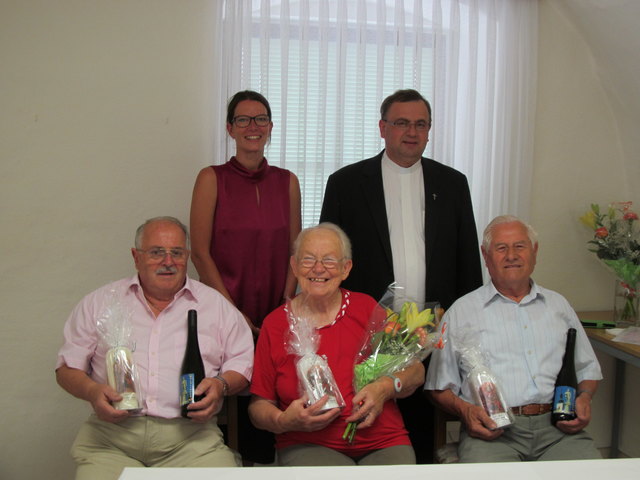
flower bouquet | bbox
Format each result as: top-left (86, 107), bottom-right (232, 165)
top-left (580, 202), bottom-right (640, 327)
top-left (342, 283), bottom-right (446, 443)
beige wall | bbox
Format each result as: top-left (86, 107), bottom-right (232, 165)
top-left (0, 1), bottom-right (637, 478)
top-left (532, 0), bottom-right (639, 458)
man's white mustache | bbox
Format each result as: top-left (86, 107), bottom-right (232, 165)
top-left (155, 266), bottom-right (178, 274)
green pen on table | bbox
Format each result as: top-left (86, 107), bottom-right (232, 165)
top-left (580, 319), bottom-right (617, 329)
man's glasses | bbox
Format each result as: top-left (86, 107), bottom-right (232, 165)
top-left (383, 119), bottom-right (431, 131)
top-left (232, 115), bottom-right (271, 128)
top-left (299, 256), bottom-right (343, 270)
top-left (137, 248), bottom-right (188, 262)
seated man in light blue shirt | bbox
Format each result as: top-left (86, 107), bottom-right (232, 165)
top-left (425, 215), bottom-right (602, 462)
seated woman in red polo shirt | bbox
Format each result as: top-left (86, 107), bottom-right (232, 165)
top-left (249, 223), bottom-right (425, 466)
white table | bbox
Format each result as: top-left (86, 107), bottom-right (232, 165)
top-left (119, 458), bottom-right (640, 480)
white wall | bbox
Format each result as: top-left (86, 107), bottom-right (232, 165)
top-left (0, 2), bottom-right (219, 478)
top-left (1, 2), bottom-right (638, 479)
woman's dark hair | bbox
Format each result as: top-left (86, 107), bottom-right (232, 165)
top-left (226, 90), bottom-right (272, 124)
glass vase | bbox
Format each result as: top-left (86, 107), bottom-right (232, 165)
top-left (612, 280), bottom-right (640, 328)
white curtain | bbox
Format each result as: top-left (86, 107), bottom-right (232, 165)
top-left (215, 0), bottom-right (538, 232)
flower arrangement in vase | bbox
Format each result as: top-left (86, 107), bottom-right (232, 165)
top-left (580, 201), bottom-right (640, 327)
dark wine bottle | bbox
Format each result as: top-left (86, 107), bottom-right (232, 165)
top-left (180, 309), bottom-right (205, 418)
top-left (551, 328), bottom-right (577, 424)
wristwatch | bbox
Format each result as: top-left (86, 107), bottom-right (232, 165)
top-left (213, 375), bottom-right (229, 396)
top-left (385, 374), bottom-right (402, 394)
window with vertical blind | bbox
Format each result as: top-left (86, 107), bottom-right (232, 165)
top-left (241, 3), bottom-right (435, 227)
top-left (220, 0), bottom-right (538, 231)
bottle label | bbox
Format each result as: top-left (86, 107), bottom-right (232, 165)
top-left (490, 412), bottom-right (512, 429)
top-left (552, 385), bottom-right (576, 415)
top-left (478, 381), bottom-right (507, 415)
top-left (180, 373), bottom-right (196, 406)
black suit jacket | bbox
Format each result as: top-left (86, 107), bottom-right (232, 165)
top-left (320, 151), bottom-right (482, 309)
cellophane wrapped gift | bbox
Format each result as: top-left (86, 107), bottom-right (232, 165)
top-left (343, 282), bottom-right (447, 443)
top-left (457, 333), bottom-right (513, 429)
top-left (96, 289), bottom-right (143, 413)
top-left (286, 299), bottom-right (345, 411)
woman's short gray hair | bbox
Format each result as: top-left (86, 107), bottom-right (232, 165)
top-left (293, 222), bottom-right (352, 260)
top-left (134, 216), bottom-right (190, 249)
top-left (482, 215), bottom-right (537, 250)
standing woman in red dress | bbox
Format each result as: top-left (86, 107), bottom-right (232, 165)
top-left (190, 90), bottom-right (302, 464)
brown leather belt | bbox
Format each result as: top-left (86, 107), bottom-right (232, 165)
top-left (510, 403), bottom-right (552, 416)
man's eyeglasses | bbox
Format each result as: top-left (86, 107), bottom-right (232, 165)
top-left (232, 115), bottom-right (271, 128)
top-left (299, 256), bottom-right (344, 270)
top-left (137, 248), bottom-right (188, 262)
top-left (383, 119), bottom-right (431, 131)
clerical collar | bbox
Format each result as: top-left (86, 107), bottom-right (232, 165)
top-left (381, 152), bottom-right (422, 174)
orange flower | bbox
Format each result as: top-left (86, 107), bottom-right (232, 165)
top-left (595, 227), bottom-right (608, 238)
top-left (384, 321), bottom-right (402, 335)
top-left (413, 327), bottom-right (427, 346)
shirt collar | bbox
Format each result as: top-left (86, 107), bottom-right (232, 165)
top-left (127, 274), bottom-right (198, 304)
top-left (481, 279), bottom-right (545, 307)
top-left (284, 289), bottom-right (351, 330)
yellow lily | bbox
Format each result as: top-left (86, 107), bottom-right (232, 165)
top-left (386, 311), bottom-right (399, 324)
top-left (405, 302), bottom-right (435, 333)
top-left (397, 301), bottom-right (411, 326)
top-left (579, 210), bottom-right (596, 230)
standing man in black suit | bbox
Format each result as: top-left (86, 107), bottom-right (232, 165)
top-left (320, 89), bottom-right (483, 463)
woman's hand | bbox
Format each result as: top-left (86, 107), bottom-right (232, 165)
top-left (344, 381), bottom-right (388, 430)
top-left (276, 395), bottom-right (341, 433)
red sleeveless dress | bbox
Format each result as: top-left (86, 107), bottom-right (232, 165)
top-left (210, 157), bottom-right (291, 327)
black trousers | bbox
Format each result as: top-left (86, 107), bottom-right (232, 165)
top-left (236, 395), bottom-right (276, 464)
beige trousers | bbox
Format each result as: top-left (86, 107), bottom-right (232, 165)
top-left (71, 414), bottom-right (240, 480)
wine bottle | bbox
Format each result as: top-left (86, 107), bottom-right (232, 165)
top-left (180, 309), bottom-right (205, 418)
top-left (551, 328), bottom-right (577, 424)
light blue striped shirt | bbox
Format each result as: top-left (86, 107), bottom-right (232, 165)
top-left (425, 281), bottom-right (602, 407)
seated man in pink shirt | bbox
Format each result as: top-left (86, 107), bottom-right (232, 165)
top-left (56, 216), bottom-right (254, 480)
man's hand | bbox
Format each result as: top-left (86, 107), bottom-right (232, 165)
top-left (428, 389), bottom-right (503, 441)
top-left (459, 403), bottom-right (504, 440)
top-left (555, 391), bottom-right (592, 434)
top-left (184, 377), bottom-right (225, 423)
top-left (276, 395), bottom-right (341, 433)
top-left (86, 383), bottom-right (130, 423)
top-left (56, 365), bottom-right (130, 423)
